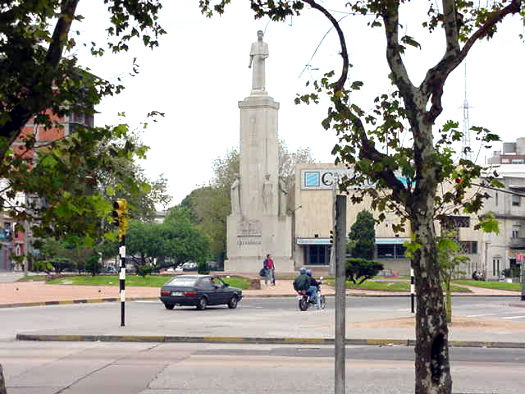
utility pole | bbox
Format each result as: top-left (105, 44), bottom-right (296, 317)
top-left (335, 195), bottom-right (347, 394)
top-left (520, 260), bottom-right (525, 301)
top-left (410, 267), bottom-right (415, 313)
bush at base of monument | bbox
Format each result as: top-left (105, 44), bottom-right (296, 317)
top-left (198, 262), bottom-right (210, 275)
top-left (345, 258), bottom-right (384, 285)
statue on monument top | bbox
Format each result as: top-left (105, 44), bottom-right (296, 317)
top-left (248, 30), bottom-right (269, 93)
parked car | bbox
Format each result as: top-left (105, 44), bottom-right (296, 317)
top-left (207, 261), bottom-right (222, 271)
top-left (181, 262), bottom-right (198, 271)
top-left (160, 274), bottom-right (243, 310)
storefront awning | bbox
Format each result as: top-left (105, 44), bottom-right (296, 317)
top-left (375, 238), bottom-right (409, 245)
top-left (297, 238), bottom-right (330, 245)
top-left (297, 237), bottom-right (410, 245)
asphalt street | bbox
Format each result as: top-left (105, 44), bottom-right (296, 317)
top-left (2, 296), bottom-right (525, 393)
top-left (1, 342), bottom-right (524, 394)
top-left (2, 296), bottom-right (525, 344)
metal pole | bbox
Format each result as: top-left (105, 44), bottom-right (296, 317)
top-left (119, 236), bottom-right (126, 326)
top-left (520, 260), bottom-right (525, 301)
top-left (410, 267), bottom-right (415, 313)
top-left (335, 195), bottom-right (347, 394)
top-left (329, 182), bottom-right (337, 276)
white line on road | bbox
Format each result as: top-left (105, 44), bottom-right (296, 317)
top-left (466, 313), bottom-right (498, 317)
top-left (502, 316), bottom-right (525, 320)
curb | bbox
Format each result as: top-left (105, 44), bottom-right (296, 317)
top-left (15, 333), bottom-right (525, 349)
top-left (0, 297), bottom-right (158, 309)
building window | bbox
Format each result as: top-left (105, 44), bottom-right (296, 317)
top-left (459, 241), bottom-right (478, 254)
top-left (377, 244), bottom-right (406, 259)
top-left (512, 195), bottom-right (520, 207)
top-left (492, 259), bottom-right (500, 277)
top-left (495, 192), bottom-right (498, 206)
top-left (305, 245), bottom-right (330, 265)
top-left (512, 159), bottom-right (524, 164)
top-left (442, 215), bottom-right (470, 229)
top-left (512, 225), bottom-right (521, 239)
top-left (502, 158), bottom-right (510, 163)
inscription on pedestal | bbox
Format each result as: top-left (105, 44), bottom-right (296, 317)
top-left (237, 220), bottom-right (262, 247)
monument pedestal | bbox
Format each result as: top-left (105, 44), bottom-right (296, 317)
top-left (225, 214), bottom-right (293, 273)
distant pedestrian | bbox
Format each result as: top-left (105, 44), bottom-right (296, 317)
top-left (263, 254), bottom-right (275, 286)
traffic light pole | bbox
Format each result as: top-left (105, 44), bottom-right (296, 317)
top-left (119, 236), bottom-right (126, 327)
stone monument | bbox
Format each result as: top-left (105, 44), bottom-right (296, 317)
top-left (225, 31), bottom-right (293, 273)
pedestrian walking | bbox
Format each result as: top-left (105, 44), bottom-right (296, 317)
top-left (263, 254), bottom-right (275, 286)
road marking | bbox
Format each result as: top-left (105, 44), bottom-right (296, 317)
top-left (502, 316), bottom-right (525, 320)
top-left (466, 313), bottom-right (498, 317)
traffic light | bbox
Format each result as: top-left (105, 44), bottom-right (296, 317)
top-left (112, 199), bottom-right (128, 240)
top-left (329, 230), bottom-right (334, 244)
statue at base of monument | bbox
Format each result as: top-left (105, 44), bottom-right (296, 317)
top-left (262, 174), bottom-right (273, 215)
top-left (248, 30), bottom-right (269, 93)
top-left (278, 177), bottom-right (288, 217)
top-left (231, 178), bottom-right (241, 215)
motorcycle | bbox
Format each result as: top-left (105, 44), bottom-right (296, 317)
top-left (297, 277), bottom-right (326, 311)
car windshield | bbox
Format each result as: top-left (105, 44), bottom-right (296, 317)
top-left (167, 277), bottom-right (198, 287)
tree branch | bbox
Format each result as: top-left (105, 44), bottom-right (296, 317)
top-left (302, 0), bottom-right (348, 92)
top-left (381, 2), bottom-right (416, 106)
top-left (0, 0), bottom-right (79, 158)
top-left (422, 0), bottom-right (521, 123)
top-left (304, 0), bottom-right (409, 204)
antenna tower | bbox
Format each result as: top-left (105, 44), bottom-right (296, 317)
top-left (461, 62), bottom-right (472, 161)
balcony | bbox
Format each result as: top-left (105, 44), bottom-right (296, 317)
top-left (510, 237), bottom-right (525, 249)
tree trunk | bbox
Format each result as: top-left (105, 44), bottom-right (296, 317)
top-left (412, 196), bottom-right (452, 393)
top-left (0, 363), bottom-right (6, 394)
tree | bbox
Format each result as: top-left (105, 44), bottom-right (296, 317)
top-left (437, 231), bottom-right (469, 323)
top-left (348, 210), bottom-right (375, 260)
top-left (0, 1), bottom-right (165, 390)
top-left (202, 1), bottom-right (522, 392)
top-left (345, 257), bottom-right (383, 284)
top-left (126, 207), bottom-right (210, 269)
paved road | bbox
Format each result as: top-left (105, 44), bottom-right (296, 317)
top-left (2, 342), bottom-right (524, 394)
top-left (3, 296), bottom-right (525, 344)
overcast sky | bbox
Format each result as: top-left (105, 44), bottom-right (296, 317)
top-left (74, 1), bottom-right (525, 206)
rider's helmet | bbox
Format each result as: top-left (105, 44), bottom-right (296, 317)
top-left (299, 267), bottom-right (307, 274)
top-left (306, 269), bottom-right (312, 277)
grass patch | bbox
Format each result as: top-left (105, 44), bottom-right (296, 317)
top-left (325, 279), bottom-right (470, 293)
top-left (454, 279), bottom-right (521, 291)
top-left (16, 275), bottom-right (48, 282)
top-left (221, 276), bottom-right (250, 290)
top-left (45, 274), bottom-right (251, 289)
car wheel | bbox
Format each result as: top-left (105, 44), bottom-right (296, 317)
top-left (227, 296), bottom-right (238, 309)
top-left (196, 297), bottom-right (207, 310)
top-left (164, 303), bottom-right (175, 310)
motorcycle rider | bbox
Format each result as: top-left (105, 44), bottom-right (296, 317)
top-left (306, 269), bottom-right (320, 309)
top-left (293, 267), bottom-right (311, 293)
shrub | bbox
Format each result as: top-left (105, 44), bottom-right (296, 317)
top-left (197, 261), bottom-right (210, 275)
top-left (33, 260), bottom-right (54, 274)
top-left (136, 264), bottom-right (153, 277)
top-left (85, 255), bottom-right (102, 276)
top-left (345, 258), bottom-right (384, 284)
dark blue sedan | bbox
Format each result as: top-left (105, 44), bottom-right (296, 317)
top-left (160, 274), bottom-right (243, 310)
